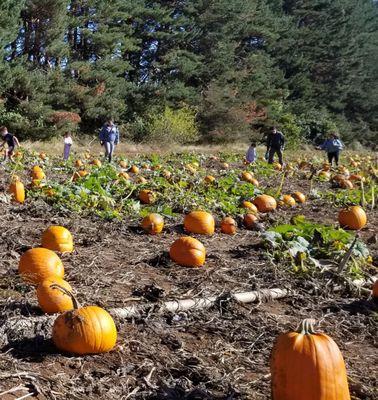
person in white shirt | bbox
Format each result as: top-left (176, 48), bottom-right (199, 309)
top-left (245, 141), bottom-right (257, 164)
top-left (63, 132), bottom-right (73, 161)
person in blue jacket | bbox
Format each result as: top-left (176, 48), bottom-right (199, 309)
top-left (317, 132), bottom-right (344, 166)
top-left (99, 119), bottom-right (119, 162)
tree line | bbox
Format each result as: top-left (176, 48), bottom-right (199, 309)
top-left (0, 0), bottom-right (377, 145)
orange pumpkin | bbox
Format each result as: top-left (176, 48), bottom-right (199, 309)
top-left (338, 206), bottom-right (367, 230)
top-left (292, 192), bottom-right (306, 204)
top-left (184, 211), bottom-right (215, 235)
top-left (52, 287), bottom-right (117, 355)
top-left (162, 170), bottom-right (172, 179)
top-left (39, 152), bottom-right (47, 160)
top-left (271, 319), bottom-right (351, 400)
top-left (119, 160), bottom-right (128, 168)
top-left (9, 180), bottom-right (25, 203)
top-left (241, 171), bottom-right (254, 183)
top-left (204, 175), bottom-right (216, 184)
top-left (170, 236), bottom-right (206, 267)
top-left (141, 213), bottom-right (164, 234)
top-left (349, 174), bottom-right (364, 182)
top-left (221, 217), bottom-right (237, 235)
top-left (282, 195), bottom-right (296, 207)
top-left (242, 201), bottom-right (258, 213)
top-left (31, 166), bottom-right (45, 180)
top-left (273, 162), bottom-right (282, 171)
top-left (318, 170), bottom-right (331, 180)
top-left (42, 226), bottom-right (74, 253)
top-left (339, 179), bottom-right (354, 189)
top-left (37, 277), bottom-right (74, 314)
top-left (129, 165), bottom-right (139, 174)
top-left (72, 170), bottom-right (89, 181)
top-left (118, 171), bottom-right (130, 180)
top-left (253, 194), bottom-right (277, 213)
top-left (91, 159), bottom-right (102, 167)
top-left (139, 189), bottom-right (156, 204)
top-left (75, 159), bottom-right (83, 168)
top-left (243, 213), bottom-right (258, 229)
top-left (136, 176), bottom-right (148, 184)
top-left (221, 162), bottom-right (229, 169)
top-left (18, 247), bottom-right (64, 284)
top-left (322, 162), bottom-right (331, 171)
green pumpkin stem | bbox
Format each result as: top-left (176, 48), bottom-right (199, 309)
top-left (50, 283), bottom-right (81, 309)
top-left (297, 318), bottom-right (317, 335)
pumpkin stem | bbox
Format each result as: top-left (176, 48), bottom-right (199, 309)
top-left (50, 284), bottom-right (81, 309)
top-left (297, 318), bottom-right (317, 335)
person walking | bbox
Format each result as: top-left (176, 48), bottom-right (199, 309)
top-left (99, 119), bottom-right (120, 162)
top-left (267, 126), bottom-right (285, 165)
top-left (0, 126), bottom-right (20, 163)
top-left (317, 132), bottom-right (344, 167)
top-left (63, 132), bottom-right (73, 161)
top-left (245, 141), bottom-right (257, 164)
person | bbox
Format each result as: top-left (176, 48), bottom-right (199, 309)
top-left (267, 126), bottom-right (285, 165)
top-left (63, 132), bottom-right (73, 161)
top-left (317, 132), bottom-right (344, 166)
top-left (99, 119), bottom-right (119, 162)
top-left (245, 141), bottom-right (257, 163)
top-left (0, 126), bottom-right (20, 162)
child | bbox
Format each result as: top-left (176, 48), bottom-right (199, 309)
top-left (246, 141), bottom-right (257, 163)
top-left (63, 132), bottom-right (73, 161)
top-left (0, 126), bottom-right (20, 162)
top-left (317, 132), bottom-right (344, 166)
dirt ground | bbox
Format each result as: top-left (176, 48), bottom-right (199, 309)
top-left (0, 164), bottom-right (377, 399)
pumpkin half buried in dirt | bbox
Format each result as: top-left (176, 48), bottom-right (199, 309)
top-left (19, 247), bottom-right (64, 284)
top-left (170, 236), bottom-right (206, 267)
top-left (184, 211), bottom-right (215, 235)
top-left (42, 226), bottom-right (74, 253)
top-left (52, 286), bottom-right (117, 355)
top-left (270, 319), bottom-right (351, 400)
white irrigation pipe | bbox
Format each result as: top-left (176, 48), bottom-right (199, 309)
top-left (110, 288), bottom-right (288, 319)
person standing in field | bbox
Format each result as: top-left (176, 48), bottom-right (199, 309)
top-left (99, 119), bottom-right (119, 162)
top-left (63, 132), bottom-right (73, 161)
top-left (0, 126), bottom-right (20, 163)
top-left (267, 126), bottom-right (285, 165)
top-left (245, 141), bottom-right (257, 164)
top-left (317, 132), bottom-right (344, 167)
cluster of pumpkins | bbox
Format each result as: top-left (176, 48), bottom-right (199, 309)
top-left (18, 226), bottom-right (117, 355)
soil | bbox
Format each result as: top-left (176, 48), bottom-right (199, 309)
top-left (0, 162), bottom-right (377, 400)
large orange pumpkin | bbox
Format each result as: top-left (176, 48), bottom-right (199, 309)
top-left (221, 217), bottom-right (237, 235)
top-left (139, 189), bottom-right (156, 204)
top-left (170, 237), bottom-right (206, 267)
top-left (52, 287), bottom-right (117, 355)
top-left (37, 277), bottom-right (74, 314)
top-left (42, 226), bottom-right (74, 253)
top-left (31, 166), bottom-right (45, 180)
top-left (141, 213), bottom-right (164, 234)
top-left (184, 211), bottom-right (215, 235)
top-left (338, 206), bottom-right (367, 230)
top-left (253, 194), bottom-right (277, 212)
top-left (18, 248), bottom-right (64, 284)
top-left (271, 319), bottom-right (351, 400)
top-left (9, 180), bottom-right (25, 203)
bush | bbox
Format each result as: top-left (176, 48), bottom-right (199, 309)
top-left (146, 105), bottom-right (199, 144)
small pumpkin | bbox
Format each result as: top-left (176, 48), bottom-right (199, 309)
top-left (170, 236), bottom-right (206, 267)
top-left (292, 191), bottom-right (306, 204)
top-left (339, 179), bottom-right (354, 189)
top-left (119, 160), bottom-right (128, 168)
top-left (42, 226), bottom-right (74, 253)
top-left (31, 166), bottom-right (45, 180)
top-left (221, 162), bottom-right (229, 169)
top-left (243, 213), bottom-right (258, 229)
top-left (338, 206), bottom-right (367, 230)
top-left (136, 176), bottom-right (148, 184)
top-left (118, 171), bottom-right (130, 180)
top-left (349, 174), bottom-right (365, 182)
top-left (318, 170), bottom-right (331, 180)
top-left (129, 165), bottom-right (139, 174)
top-left (141, 213), bottom-right (164, 235)
top-left (184, 211), bottom-right (215, 235)
top-left (37, 277), bottom-right (74, 314)
top-left (162, 170), bottom-right (172, 179)
top-left (221, 217), bottom-right (237, 235)
top-left (91, 159), bottom-right (102, 167)
top-left (75, 159), bottom-right (83, 168)
top-left (39, 152), bottom-right (47, 160)
top-left (241, 171), bottom-right (254, 183)
top-left (52, 286), bottom-right (117, 355)
top-left (273, 162), bottom-right (282, 171)
top-left (271, 319), bottom-right (351, 400)
top-left (19, 247), bottom-right (64, 284)
top-left (139, 189), bottom-right (156, 204)
top-left (253, 194), bottom-right (277, 213)
top-left (9, 180), bottom-right (25, 203)
top-left (204, 175), bottom-right (216, 184)
top-left (242, 201), bottom-right (258, 213)
top-left (282, 194), bottom-right (296, 207)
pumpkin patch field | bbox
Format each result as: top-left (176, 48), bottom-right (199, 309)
top-left (0, 149), bottom-right (377, 399)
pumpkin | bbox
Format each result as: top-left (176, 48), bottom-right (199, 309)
top-left (9, 180), bottom-right (25, 203)
top-left (39, 152), bottom-right (47, 160)
top-left (349, 174), bottom-right (365, 182)
top-left (37, 277), bottom-right (74, 314)
top-left (139, 189), bottom-right (156, 204)
top-left (242, 201), bottom-right (258, 213)
top-left (184, 211), bottom-right (215, 235)
top-left (118, 171), bottom-right (130, 180)
top-left (241, 171), bottom-right (254, 183)
top-left (271, 319), bottom-right (351, 400)
top-left (31, 166), bottom-right (45, 180)
top-left (141, 213), bottom-right (164, 234)
top-left (318, 171), bottom-right (331, 180)
top-left (31, 179), bottom-right (42, 188)
top-left (338, 206), bottom-right (367, 230)
top-left (204, 175), bottom-right (215, 184)
top-left (339, 179), bottom-right (354, 189)
top-left (253, 194), bottom-right (277, 213)
top-left (119, 160), bottom-right (128, 168)
top-left (75, 159), bottom-right (83, 167)
top-left (19, 247), bottom-right (64, 284)
top-left (152, 164), bottom-right (162, 171)
top-left (136, 176), bottom-right (148, 184)
top-left (221, 162), bottom-right (229, 169)
top-left (72, 170), bottom-right (89, 181)
top-left (162, 170), bottom-right (172, 179)
top-left (273, 162), bottom-right (282, 171)
top-left (170, 236), bottom-right (206, 267)
top-left (42, 226), bottom-right (74, 253)
top-left (322, 162), bottom-right (331, 171)
top-left (250, 177), bottom-right (260, 187)
top-left (91, 159), bottom-right (102, 167)
top-left (373, 280), bottom-right (378, 299)
top-left (129, 165), bottom-right (139, 174)
top-left (186, 164), bottom-right (197, 174)
top-left (52, 286), bottom-right (117, 354)
top-left (221, 217), bottom-right (237, 235)
top-left (282, 194), bottom-right (296, 207)
top-left (292, 192), bottom-right (306, 204)
top-left (243, 213), bottom-right (258, 229)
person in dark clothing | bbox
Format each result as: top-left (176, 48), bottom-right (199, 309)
top-left (317, 132), bottom-right (344, 166)
top-left (99, 119), bottom-right (120, 162)
top-left (0, 126), bottom-right (20, 162)
top-left (267, 127), bottom-right (285, 165)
